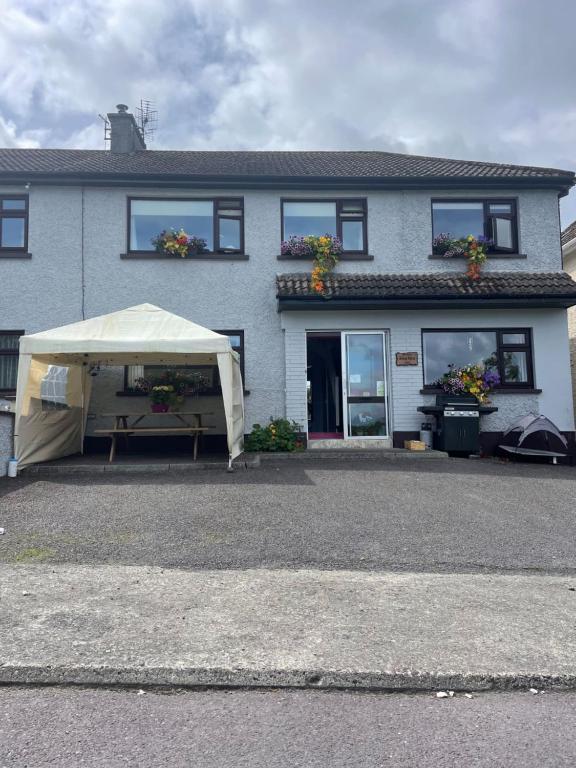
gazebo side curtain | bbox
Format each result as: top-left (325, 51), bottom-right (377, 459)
top-left (15, 355), bottom-right (91, 468)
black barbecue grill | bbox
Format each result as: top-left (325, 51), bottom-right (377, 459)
top-left (418, 395), bottom-right (497, 455)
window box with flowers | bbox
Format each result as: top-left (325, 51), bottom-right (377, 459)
top-left (436, 364), bottom-right (500, 404)
top-left (134, 370), bottom-right (211, 412)
top-left (151, 229), bottom-right (208, 258)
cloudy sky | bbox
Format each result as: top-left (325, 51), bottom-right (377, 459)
top-left (1, 0), bottom-right (575, 225)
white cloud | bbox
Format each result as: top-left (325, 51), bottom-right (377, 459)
top-left (0, 0), bottom-right (574, 222)
top-left (0, 115), bottom-right (45, 148)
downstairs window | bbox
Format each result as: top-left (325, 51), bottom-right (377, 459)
top-left (124, 331), bottom-right (245, 393)
top-left (422, 329), bottom-right (534, 388)
top-left (0, 331), bottom-right (22, 394)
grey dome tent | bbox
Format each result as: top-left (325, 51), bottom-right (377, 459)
top-left (498, 414), bottom-right (568, 460)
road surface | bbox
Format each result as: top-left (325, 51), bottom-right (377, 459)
top-left (1, 687), bottom-right (575, 767)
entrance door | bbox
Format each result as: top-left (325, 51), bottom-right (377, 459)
top-left (306, 333), bottom-right (343, 438)
top-left (342, 331), bottom-right (389, 439)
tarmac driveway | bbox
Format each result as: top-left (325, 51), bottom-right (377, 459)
top-left (1, 458), bottom-right (575, 574)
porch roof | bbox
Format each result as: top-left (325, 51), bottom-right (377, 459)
top-left (276, 271), bottom-right (576, 310)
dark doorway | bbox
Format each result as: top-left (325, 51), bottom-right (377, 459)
top-left (306, 333), bottom-right (343, 438)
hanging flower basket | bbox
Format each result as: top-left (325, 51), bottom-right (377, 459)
top-left (432, 234), bottom-right (492, 279)
top-left (281, 234), bottom-right (343, 294)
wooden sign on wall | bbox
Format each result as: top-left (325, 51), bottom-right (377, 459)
top-left (395, 352), bottom-right (418, 366)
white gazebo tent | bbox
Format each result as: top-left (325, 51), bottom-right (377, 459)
top-left (14, 304), bottom-right (244, 469)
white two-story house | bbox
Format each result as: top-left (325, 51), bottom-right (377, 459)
top-left (1, 104), bottom-right (575, 469)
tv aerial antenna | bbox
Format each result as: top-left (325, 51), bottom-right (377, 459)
top-left (98, 113), bottom-right (111, 148)
top-left (135, 100), bottom-right (158, 144)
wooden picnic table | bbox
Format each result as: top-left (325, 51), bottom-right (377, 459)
top-left (94, 411), bottom-right (214, 463)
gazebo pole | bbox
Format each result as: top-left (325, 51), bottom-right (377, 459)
top-left (81, 362), bottom-right (86, 455)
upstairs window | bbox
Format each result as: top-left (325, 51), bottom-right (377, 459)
top-left (128, 198), bottom-right (244, 254)
top-left (282, 199), bottom-right (367, 253)
top-left (422, 329), bottom-right (533, 389)
top-left (432, 199), bottom-right (518, 253)
top-left (0, 331), bottom-right (22, 393)
top-left (0, 196), bottom-right (28, 251)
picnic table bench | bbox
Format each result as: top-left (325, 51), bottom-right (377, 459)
top-left (94, 411), bottom-right (214, 463)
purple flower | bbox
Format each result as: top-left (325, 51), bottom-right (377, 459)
top-left (281, 236), bottom-right (315, 258)
top-left (438, 366), bottom-right (466, 394)
top-left (482, 369), bottom-right (500, 389)
top-left (432, 233), bottom-right (455, 255)
top-left (476, 236), bottom-right (494, 247)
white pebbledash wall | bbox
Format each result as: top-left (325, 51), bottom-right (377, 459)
top-left (0, 413), bottom-right (14, 477)
top-left (0, 182), bottom-right (569, 443)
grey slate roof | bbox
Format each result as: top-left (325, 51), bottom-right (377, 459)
top-left (276, 271), bottom-right (576, 300)
top-left (0, 148), bottom-right (573, 187)
top-left (562, 220), bottom-right (576, 246)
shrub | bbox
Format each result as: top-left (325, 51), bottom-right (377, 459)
top-left (244, 418), bottom-right (304, 452)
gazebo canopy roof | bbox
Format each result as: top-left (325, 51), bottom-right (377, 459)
top-left (20, 304), bottom-right (233, 361)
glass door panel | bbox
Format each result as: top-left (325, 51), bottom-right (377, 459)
top-left (342, 332), bottom-right (389, 438)
top-left (348, 401), bottom-right (388, 437)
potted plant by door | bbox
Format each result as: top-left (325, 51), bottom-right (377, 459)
top-left (149, 385), bottom-right (175, 413)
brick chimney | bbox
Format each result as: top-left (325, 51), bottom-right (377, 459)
top-left (107, 104), bottom-right (146, 153)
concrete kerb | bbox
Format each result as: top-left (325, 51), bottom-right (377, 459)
top-left (17, 449), bottom-right (449, 475)
top-left (21, 459), bottom-right (258, 475)
top-left (1, 667), bottom-right (576, 694)
top-left (256, 449), bottom-right (449, 462)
